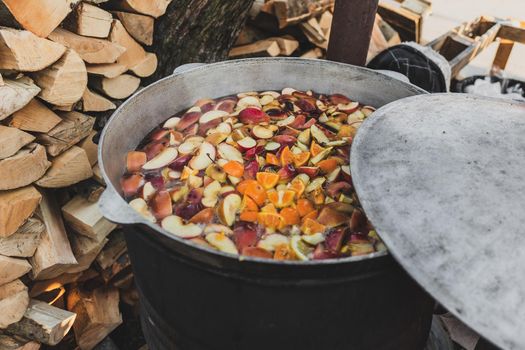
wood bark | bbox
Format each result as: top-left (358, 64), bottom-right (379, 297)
top-left (36, 111), bottom-right (95, 157)
top-left (0, 217), bottom-right (44, 257)
top-left (35, 146), bottom-right (93, 188)
top-left (0, 186), bottom-right (41, 238)
top-left (0, 143), bottom-right (50, 190)
top-left (9, 99), bottom-right (62, 133)
top-left (149, 0), bottom-right (255, 82)
top-left (31, 48), bottom-right (87, 107)
top-left (6, 299), bottom-right (77, 346)
top-left (0, 77), bottom-right (40, 120)
top-left (29, 191), bottom-right (78, 280)
top-left (0, 125), bottom-right (35, 159)
top-left (108, 0), bottom-right (173, 18)
top-left (0, 27), bottom-right (66, 71)
top-left (48, 28), bottom-right (126, 65)
top-left (0, 334), bottom-right (40, 350)
top-left (0, 279), bottom-right (29, 328)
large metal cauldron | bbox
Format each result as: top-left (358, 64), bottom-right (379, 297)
top-left (98, 58), bottom-right (434, 350)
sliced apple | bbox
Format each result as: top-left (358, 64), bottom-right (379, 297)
top-left (181, 166), bottom-right (198, 180)
top-left (188, 142), bottom-right (216, 170)
top-left (129, 198), bottom-right (156, 222)
top-left (205, 233), bottom-right (238, 254)
top-left (170, 185), bottom-right (189, 202)
top-left (305, 177), bottom-right (325, 193)
top-left (163, 117), bottom-right (180, 129)
top-left (169, 170), bottom-right (182, 180)
top-left (317, 206), bottom-right (347, 228)
top-left (281, 87), bottom-right (296, 95)
top-left (338, 101), bottom-right (359, 113)
top-left (302, 232), bottom-right (325, 245)
top-left (237, 96), bottom-right (261, 109)
top-left (295, 141), bottom-right (309, 152)
top-left (151, 191), bottom-right (172, 219)
top-left (205, 132), bottom-right (229, 146)
top-left (189, 208), bottom-right (215, 224)
top-left (326, 166), bottom-right (341, 182)
top-left (142, 147), bottom-right (178, 170)
top-left (215, 122), bottom-right (232, 134)
top-left (260, 91), bottom-right (280, 98)
top-left (347, 110), bottom-right (365, 124)
top-left (205, 164), bottom-right (227, 182)
top-left (297, 166), bottom-right (320, 178)
top-left (142, 181), bottom-right (156, 201)
top-left (217, 193), bottom-right (242, 226)
top-left (121, 174), bottom-right (144, 197)
top-left (219, 185), bottom-right (235, 195)
top-left (176, 111), bottom-right (201, 131)
top-left (199, 110), bottom-right (229, 124)
top-left (259, 94), bottom-right (274, 106)
top-left (310, 147), bottom-right (333, 164)
top-left (187, 174), bottom-right (203, 188)
top-left (162, 215), bottom-right (203, 238)
top-left (297, 129), bottom-right (311, 145)
top-left (217, 143), bottom-right (243, 163)
top-left (310, 124), bottom-right (330, 145)
top-left (238, 107), bottom-right (270, 124)
top-left (264, 141), bottom-right (280, 151)
top-left (252, 125), bottom-right (273, 139)
top-left (293, 173), bottom-right (310, 185)
top-left (204, 224), bottom-right (233, 236)
top-left (202, 180), bottom-right (221, 207)
top-left (257, 234), bottom-right (289, 251)
top-left (276, 115), bottom-right (295, 126)
top-left (127, 151), bottom-right (147, 172)
top-left (237, 136), bottom-right (257, 150)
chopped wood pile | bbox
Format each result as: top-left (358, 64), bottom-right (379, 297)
top-left (0, 0), bottom-right (169, 348)
top-left (231, 0), bottom-right (433, 62)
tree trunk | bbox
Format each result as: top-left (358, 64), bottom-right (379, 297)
top-left (148, 0), bottom-right (255, 83)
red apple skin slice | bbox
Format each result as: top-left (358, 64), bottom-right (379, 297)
top-left (198, 119), bottom-right (221, 136)
top-left (143, 142), bottom-right (166, 160)
top-left (151, 191), bottom-right (173, 220)
top-left (169, 154), bottom-right (193, 171)
top-left (238, 108), bottom-right (270, 124)
top-left (297, 166), bottom-right (320, 178)
top-left (272, 135), bottom-right (297, 145)
top-left (242, 247), bottom-right (273, 259)
top-left (121, 174), bottom-right (144, 197)
top-left (325, 228), bottom-right (346, 253)
top-left (243, 160), bottom-right (259, 180)
top-left (215, 99), bottom-right (236, 113)
top-left (329, 94), bottom-right (351, 105)
top-left (313, 243), bottom-right (338, 260)
top-left (288, 114), bottom-right (306, 129)
top-left (299, 118), bottom-right (317, 129)
top-left (349, 209), bottom-right (367, 233)
top-left (280, 126), bottom-right (300, 137)
top-left (127, 151), bottom-right (147, 172)
top-left (326, 181), bottom-right (352, 198)
top-left (200, 102), bottom-right (215, 113)
top-left (296, 99), bottom-right (316, 112)
top-left (189, 208), bottom-right (215, 224)
top-left (266, 108), bottom-right (287, 120)
top-left (150, 129), bottom-right (170, 141)
top-left (176, 112), bottom-right (201, 131)
top-left (234, 226), bottom-right (258, 251)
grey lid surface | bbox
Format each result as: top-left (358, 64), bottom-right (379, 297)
top-left (350, 93), bottom-right (525, 350)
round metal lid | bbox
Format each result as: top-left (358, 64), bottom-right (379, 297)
top-left (351, 93), bottom-right (525, 350)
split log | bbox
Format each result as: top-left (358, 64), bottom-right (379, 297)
top-left (272, 0), bottom-right (332, 28)
top-left (90, 74), bottom-right (140, 99)
top-left (92, 164), bottom-right (105, 185)
top-left (9, 99), bottom-right (62, 133)
top-left (108, 20), bottom-right (146, 70)
top-left (229, 39), bottom-right (280, 58)
top-left (0, 334), bottom-right (40, 350)
top-left (53, 103), bottom-right (77, 112)
top-left (68, 287), bottom-right (122, 350)
top-left (112, 271), bottom-right (133, 289)
top-left (0, 186), bottom-right (41, 238)
top-left (129, 52), bottom-right (158, 77)
top-left (319, 10), bottom-right (332, 38)
top-left (29, 191), bottom-right (78, 280)
top-left (48, 29), bottom-right (126, 65)
top-left (6, 299), bottom-right (76, 346)
top-left (78, 131), bottom-right (99, 166)
top-left (68, 233), bottom-right (109, 273)
top-left (0, 77), bottom-right (40, 120)
top-left (0, 0), bottom-right (79, 37)
top-left (101, 252), bottom-right (130, 283)
top-left (300, 47), bottom-right (323, 58)
top-left (0, 217), bottom-right (44, 258)
top-left (86, 63), bottom-right (127, 79)
top-left (0, 27), bottom-right (65, 71)
top-left (0, 126), bottom-right (35, 159)
top-left (29, 271), bottom-right (84, 301)
top-left (63, 3), bottom-right (113, 38)
top-left (0, 280), bottom-right (29, 328)
top-left (300, 17), bottom-right (328, 49)
top-left (72, 180), bottom-right (105, 203)
top-left (0, 256), bottom-right (32, 286)
top-left (80, 88), bottom-right (116, 113)
top-left (96, 231), bottom-right (126, 270)
top-left (0, 144), bottom-right (50, 191)
top-left (31, 48), bottom-right (88, 107)
top-left (62, 195), bottom-right (117, 240)
top-left (270, 36), bottom-right (299, 55)
top-left (113, 11), bottom-right (154, 46)
top-left (35, 146), bottom-right (93, 188)
top-left (109, 0), bottom-right (173, 18)
top-left (36, 111), bottom-right (95, 157)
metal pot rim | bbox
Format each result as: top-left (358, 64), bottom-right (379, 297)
top-left (98, 57), bottom-right (425, 267)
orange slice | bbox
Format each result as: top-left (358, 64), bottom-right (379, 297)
top-left (256, 172), bottom-right (280, 190)
top-left (241, 195), bottom-right (258, 211)
top-left (274, 243), bottom-right (295, 260)
top-left (222, 160), bottom-right (244, 177)
top-left (240, 210), bottom-right (258, 222)
top-left (261, 203), bottom-right (278, 213)
top-left (244, 182), bottom-right (267, 206)
top-left (311, 188), bottom-right (325, 205)
top-left (236, 179), bottom-right (258, 195)
top-left (317, 158), bottom-right (338, 174)
top-left (267, 190), bottom-right (295, 208)
top-left (280, 207), bottom-right (300, 226)
top-left (293, 151), bottom-right (310, 167)
top-left (300, 218), bottom-right (327, 235)
top-left (310, 141), bottom-right (325, 157)
top-left (266, 153), bottom-right (280, 166)
top-left (280, 146), bottom-right (294, 166)
top-left (297, 198), bottom-right (315, 217)
top-left (289, 178), bottom-right (306, 198)
top-left (302, 209), bottom-right (319, 222)
top-left (257, 212), bottom-right (285, 230)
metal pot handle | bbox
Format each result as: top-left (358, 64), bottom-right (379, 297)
top-left (99, 186), bottom-right (146, 225)
top-left (173, 63), bottom-right (206, 75)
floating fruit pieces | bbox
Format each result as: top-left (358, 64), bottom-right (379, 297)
top-left (121, 88), bottom-right (384, 260)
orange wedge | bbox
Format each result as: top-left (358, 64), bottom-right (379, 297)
top-left (289, 178), bottom-right (306, 198)
top-left (261, 203), bottom-right (278, 213)
top-left (317, 158), bottom-right (338, 174)
top-left (297, 198), bottom-right (315, 217)
top-left (293, 151), bottom-right (310, 167)
top-left (236, 179), bottom-right (258, 195)
top-left (241, 195), bottom-right (258, 211)
top-left (244, 181), bottom-right (267, 206)
top-left (300, 218), bottom-right (327, 235)
top-left (280, 207), bottom-right (300, 226)
top-left (240, 210), bottom-right (258, 222)
top-left (267, 190), bottom-right (295, 208)
top-left (302, 209), bottom-right (319, 222)
top-left (312, 188), bottom-right (325, 205)
top-left (257, 212), bottom-right (285, 230)
top-left (310, 141), bottom-right (325, 157)
top-left (222, 160), bottom-right (244, 177)
top-left (274, 243), bottom-right (295, 260)
top-left (280, 146), bottom-right (294, 166)
top-left (256, 172), bottom-right (280, 190)
top-left (266, 153), bottom-right (280, 166)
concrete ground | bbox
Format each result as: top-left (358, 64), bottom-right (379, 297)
top-left (421, 0), bottom-right (525, 81)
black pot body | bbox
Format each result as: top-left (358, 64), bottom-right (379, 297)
top-left (124, 225), bottom-right (433, 350)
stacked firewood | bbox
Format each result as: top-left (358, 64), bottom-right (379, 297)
top-left (0, 0), bottom-right (169, 348)
top-left (230, 0), bottom-right (407, 62)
